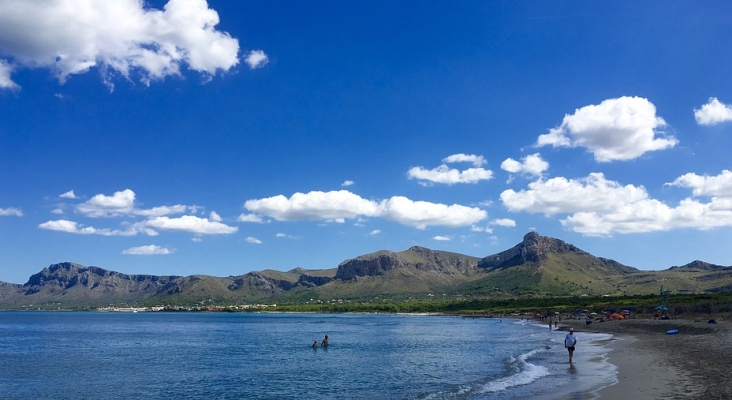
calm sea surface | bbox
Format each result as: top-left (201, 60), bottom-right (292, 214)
top-left (0, 312), bottom-right (616, 399)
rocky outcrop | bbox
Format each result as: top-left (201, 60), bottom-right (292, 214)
top-left (229, 272), bottom-right (294, 293)
top-left (669, 261), bottom-right (731, 271)
top-left (296, 274), bottom-right (332, 287)
top-left (21, 262), bottom-right (183, 299)
top-left (477, 231), bottom-right (634, 274)
top-left (335, 251), bottom-right (404, 281)
top-left (334, 247), bottom-right (480, 281)
top-left (478, 232), bottom-right (559, 270)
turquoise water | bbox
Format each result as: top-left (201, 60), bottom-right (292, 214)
top-left (0, 312), bottom-right (616, 399)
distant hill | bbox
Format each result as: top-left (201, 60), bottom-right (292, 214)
top-left (2, 232), bottom-right (731, 308)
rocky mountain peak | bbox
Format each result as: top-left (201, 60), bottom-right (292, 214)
top-left (478, 231), bottom-right (583, 271)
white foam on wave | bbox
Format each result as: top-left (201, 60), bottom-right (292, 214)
top-left (477, 348), bottom-right (550, 394)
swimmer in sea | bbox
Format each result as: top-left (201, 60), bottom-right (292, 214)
top-left (312, 340), bottom-right (318, 349)
top-left (321, 334), bottom-right (329, 347)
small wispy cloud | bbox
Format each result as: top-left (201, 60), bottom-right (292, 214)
top-left (59, 190), bottom-right (77, 199)
top-left (122, 245), bottom-right (175, 255)
top-left (238, 213), bottom-right (264, 223)
top-left (0, 207), bottom-right (23, 217)
top-left (491, 218), bottom-right (516, 227)
top-left (245, 50), bottom-right (269, 69)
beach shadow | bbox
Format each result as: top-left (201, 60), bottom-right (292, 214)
top-left (568, 363), bottom-right (577, 375)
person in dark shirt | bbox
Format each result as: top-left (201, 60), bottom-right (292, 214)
top-left (564, 328), bottom-right (577, 363)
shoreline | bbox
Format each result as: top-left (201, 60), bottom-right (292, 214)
top-left (559, 318), bottom-right (729, 399)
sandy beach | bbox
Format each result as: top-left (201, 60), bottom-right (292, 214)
top-left (559, 316), bottom-right (731, 400)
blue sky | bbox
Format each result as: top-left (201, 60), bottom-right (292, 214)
top-left (2, 1), bottom-right (732, 284)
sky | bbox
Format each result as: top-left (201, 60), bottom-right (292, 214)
top-left (2, 1), bottom-right (732, 284)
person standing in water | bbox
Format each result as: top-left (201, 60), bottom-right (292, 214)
top-left (321, 335), bottom-right (329, 347)
top-left (312, 340), bottom-right (318, 349)
top-left (564, 328), bottom-right (577, 363)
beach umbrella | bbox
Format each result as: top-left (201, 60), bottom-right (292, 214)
top-left (621, 310), bottom-right (630, 314)
top-left (590, 312), bottom-right (598, 315)
top-left (555, 312), bottom-right (560, 315)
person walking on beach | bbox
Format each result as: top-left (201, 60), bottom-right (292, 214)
top-left (564, 328), bottom-right (577, 363)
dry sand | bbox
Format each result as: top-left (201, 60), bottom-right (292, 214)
top-left (560, 317), bottom-right (731, 400)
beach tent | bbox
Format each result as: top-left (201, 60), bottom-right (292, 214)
top-left (609, 313), bottom-right (625, 320)
top-left (654, 306), bottom-right (668, 311)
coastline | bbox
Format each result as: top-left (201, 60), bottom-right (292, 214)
top-left (560, 318), bottom-right (730, 399)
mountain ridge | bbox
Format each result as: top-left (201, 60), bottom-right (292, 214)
top-left (2, 232), bottom-right (731, 308)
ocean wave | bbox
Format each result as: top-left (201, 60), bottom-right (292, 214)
top-left (478, 348), bottom-right (550, 394)
top-left (417, 348), bottom-right (551, 400)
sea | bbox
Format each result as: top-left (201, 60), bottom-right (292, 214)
top-left (0, 312), bottom-right (617, 399)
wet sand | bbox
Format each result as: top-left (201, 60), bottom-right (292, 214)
top-left (560, 317), bottom-right (730, 399)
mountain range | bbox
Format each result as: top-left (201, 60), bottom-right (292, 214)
top-left (2, 232), bottom-right (731, 309)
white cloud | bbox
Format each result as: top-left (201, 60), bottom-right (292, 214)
top-left (246, 236), bottom-right (262, 244)
top-left (0, 60), bottom-right (19, 89)
top-left (433, 235), bottom-right (451, 241)
top-left (51, 208), bottom-right (64, 215)
top-left (122, 245), bottom-right (175, 255)
top-left (537, 96), bottom-right (677, 162)
top-left (501, 170), bottom-right (732, 235)
top-left (471, 225), bottom-right (493, 233)
top-left (75, 189), bottom-right (187, 217)
top-left (666, 170), bottom-right (732, 197)
top-left (0, 0), bottom-right (240, 90)
top-left (134, 205), bottom-right (188, 217)
top-left (245, 190), bottom-right (381, 221)
top-left (59, 190), bottom-right (77, 199)
top-left (144, 215), bottom-right (238, 235)
top-left (442, 153), bottom-right (486, 166)
top-left (369, 229), bottom-right (381, 235)
top-left (38, 219), bottom-right (152, 236)
top-left (237, 213), bottom-right (265, 223)
top-left (694, 97), bottom-right (732, 126)
top-left (275, 233), bottom-right (286, 237)
top-left (244, 50), bottom-right (269, 69)
top-left (380, 196), bottom-right (487, 229)
top-left (501, 153), bottom-right (549, 177)
top-left (0, 207), bottom-right (23, 217)
top-left (501, 173), bottom-right (648, 216)
top-left (76, 189), bottom-right (136, 217)
top-left (191, 236), bottom-right (202, 242)
top-left (408, 165), bottom-right (493, 185)
top-left (491, 218), bottom-right (516, 227)
top-left (408, 154), bottom-right (493, 185)
top-left (209, 211), bottom-right (222, 222)
top-left (244, 190), bottom-right (487, 229)
top-left (341, 180), bottom-right (355, 187)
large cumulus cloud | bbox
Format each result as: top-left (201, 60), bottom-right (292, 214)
top-left (0, 0), bottom-right (246, 90)
top-left (537, 96), bottom-right (677, 162)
